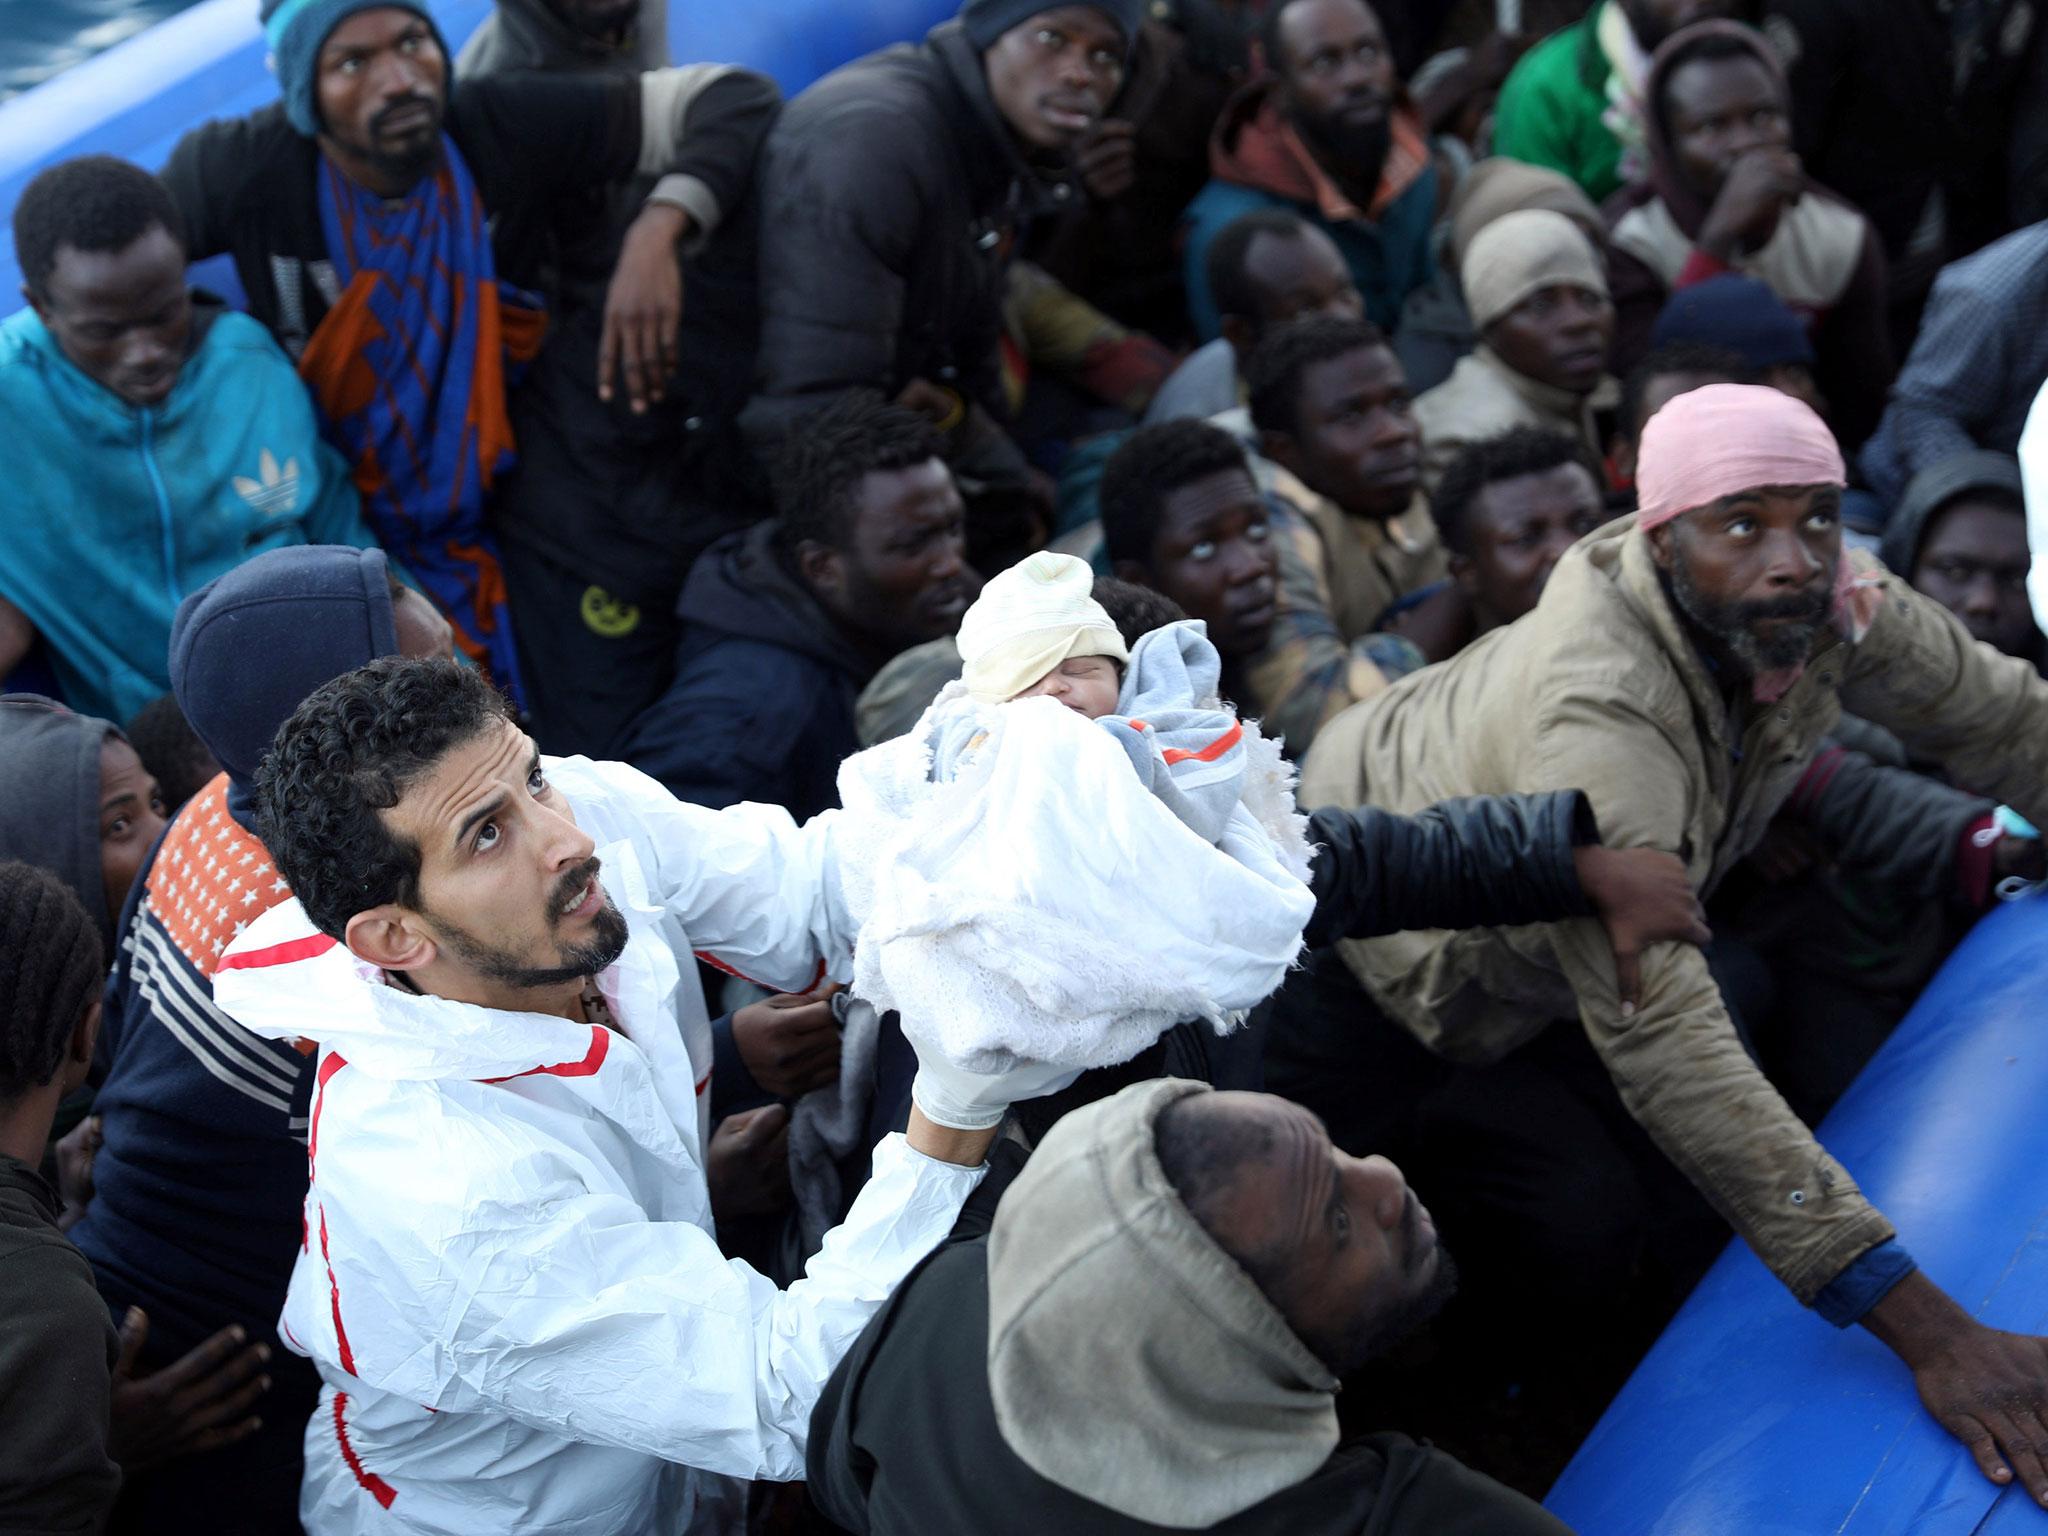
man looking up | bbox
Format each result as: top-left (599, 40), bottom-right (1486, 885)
top-left (0, 155), bottom-right (368, 723)
top-left (1145, 210), bottom-right (1364, 427)
top-left (1301, 383), bottom-right (2048, 1493)
top-left (625, 396), bottom-right (976, 820)
top-left (807, 1080), bottom-right (1574, 1535)
top-left (745, 0), bottom-right (1141, 567)
top-left (1101, 419), bottom-right (1283, 703)
top-left (1394, 427), bottom-right (1607, 656)
top-left (1182, 0), bottom-right (1437, 339)
top-left (214, 657), bottom-right (1074, 1535)
top-left (1492, 0), bottom-right (1745, 203)
top-left (162, 0), bottom-right (779, 703)
top-left (1237, 316), bottom-right (1447, 748)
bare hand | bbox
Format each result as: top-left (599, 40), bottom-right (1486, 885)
top-left (108, 1312), bottom-right (270, 1471)
top-left (1075, 118), bottom-right (1138, 201)
top-left (705, 1103), bottom-right (792, 1221)
top-left (54, 1114), bottom-right (102, 1231)
top-left (597, 203), bottom-right (689, 415)
top-left (1570, 845), bottom-right (1712, 1014)
top-left (1866, 1273), bottom-right (2048, 1504)
top-left (1697, 148), bottom-right (1804, 262)
top-left (732, 988), bottom-right (842, 1098)
top-left (1995, 833), bottom-right (2047, 887)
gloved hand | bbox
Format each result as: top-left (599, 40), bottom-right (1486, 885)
top-left (910, 1051), bottom-right (1086, 1132)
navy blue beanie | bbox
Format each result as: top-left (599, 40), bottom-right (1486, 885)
top-left (170, 545), bottom-right (398, 792)
top-left (958, 0), bottom-right (1146, 52)
top-left (1651, 274), bottom-right (1815, 373)
top-left (260, 0), bottom-right (452, 138)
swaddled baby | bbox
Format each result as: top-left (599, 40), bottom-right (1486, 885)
top-left (944, 553), bottom-right (1255, 847)
top-left (835, 554), bottom-right (1313, 1075)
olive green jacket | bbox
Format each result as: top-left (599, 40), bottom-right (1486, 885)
top-left (1300, 517), bottom-right (2048, 1302)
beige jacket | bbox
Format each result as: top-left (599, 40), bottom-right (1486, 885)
top-left (1300, 517), bottom-right (2048, 1302)
top-left (1239, 468), bottom-right (1447, 754)
top-left (1411, 347), bottom-right (1611, 495)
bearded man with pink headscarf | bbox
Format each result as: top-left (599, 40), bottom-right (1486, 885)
top-left (1282, 383), bottom-right (2048, 1487)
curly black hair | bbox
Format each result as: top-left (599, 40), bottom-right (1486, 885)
top-left (1092, 577), bottom-right (1190, 646)
top-left (1206, 210), bottom-right (1314, 326)
top-left (1245, 314), bottom-right (1391, 441)
top-left (1100, 419), bottom-right (1257, 569)
top-left (254, 659), bottom-right (514, 941)
top-left (1618, 341), bottom-right (1750, 444)
top-left (1434, 427), bottom-right (1606, 558)
top-left (13, 154), bottom-right (188, 298)
top-left (0, 861), bottom-right (104, 1099)
top-left (769, 392), bottom-right (948, 560)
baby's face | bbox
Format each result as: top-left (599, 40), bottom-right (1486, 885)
top-left (1012, 654), bottom-right (1123, 719)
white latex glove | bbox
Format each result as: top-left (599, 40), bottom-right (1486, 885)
top-left (910, 1053), bottom-right (1087, 1131)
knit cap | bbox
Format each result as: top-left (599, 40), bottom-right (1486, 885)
top-left (958, 0), bottom-right (1145, 52)
top-left (261, 0), bottom-right (452, 137)
top-left (1651, 274), bottom-right (1815, 372)
top-left (1462, 208), bottom-right (1608, 332)
top-left (957, 552), bottom-right (1129, 704)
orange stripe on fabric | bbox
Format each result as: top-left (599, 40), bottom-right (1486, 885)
top-left (1161, 720), bottom-right (1244, 766)
top-left (479, 1024), bottom-right (611, 1084)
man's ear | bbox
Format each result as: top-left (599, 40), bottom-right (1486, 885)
top-left (346, 906), bottom-right (436, 973)
top-left (70, 997), bottom-right (102, 1070)
top-left (796, 540), bottom-right (843, 603)
top-left (1614, 436), bottom-right (1638, 485)
top-left (22, 285), bottom-right (51, 327)
top-left (1449, 552), bottom-right (1481, 599)
top-left (1111, 558), bottom-right (1153, 587)
top-left (1647, 520), bottom-right (1676, 571)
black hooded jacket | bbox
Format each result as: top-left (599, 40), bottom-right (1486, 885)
top-left (623, 521), bottom-right (881, 820)
top-left (742, 20), bottom-right (1079, 450)
top-left (809, 1237), bottom-right (1574, 1536)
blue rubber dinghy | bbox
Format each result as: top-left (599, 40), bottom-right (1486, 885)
top-left (1546, 893), bottom-right (2048, 1535)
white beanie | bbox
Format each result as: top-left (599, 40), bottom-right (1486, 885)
top-left (957, 552), bottom-right (1130, 704)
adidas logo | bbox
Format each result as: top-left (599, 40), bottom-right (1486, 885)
top-left (233, 448), bottom-right (301, 518)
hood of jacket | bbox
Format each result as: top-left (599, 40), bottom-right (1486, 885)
top-left (1640, 21), bottom-right (1792, 234)
top-left (987, 1078), bottom-right (1341, 1528)
top-left (925, 19), bottom-right (1080, 225)
top-left (678, 521), bottom-right (875, 680)
top-left (169, 546), bottom-right (399, 824)
top-left (1208, 76), bottom-right (1430, 224)
top-left (457, 0), bottom-right (667, 75)
top-left (1879, 449), bottom-right (2026, 578)
top-left (0, 695), bottom-right (125, 952)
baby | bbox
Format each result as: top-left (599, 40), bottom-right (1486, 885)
top-left (948, 552), bottom-right (1259, 848)
top-left (834, 551), bottom-right (1312, 1075)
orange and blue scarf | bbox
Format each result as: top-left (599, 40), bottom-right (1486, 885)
top-left (299, 135), bottom-right (542, 702)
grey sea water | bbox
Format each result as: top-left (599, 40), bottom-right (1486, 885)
top-left (1, 0), bottom-right (205, 101)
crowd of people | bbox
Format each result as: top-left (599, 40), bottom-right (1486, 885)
top-left (9, 0), bottom-right (2048, 1529)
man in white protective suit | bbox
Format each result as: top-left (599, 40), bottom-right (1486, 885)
top-left (212, 656), bottom-right (1072, 1535)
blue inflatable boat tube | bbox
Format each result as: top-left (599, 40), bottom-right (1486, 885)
top-left (1546, 893), bottom-right (2048, 1535)
top-left (0, 0), bottom-right (956, 316)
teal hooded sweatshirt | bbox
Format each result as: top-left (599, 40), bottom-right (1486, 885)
top-left (0, 300), bottom-right (371, 722)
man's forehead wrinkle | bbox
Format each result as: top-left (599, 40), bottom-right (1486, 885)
top-left (400, 723), bottom-right (531, 848)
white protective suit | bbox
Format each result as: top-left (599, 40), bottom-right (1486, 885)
top-left (211, 757), bottom-right (987, 1536)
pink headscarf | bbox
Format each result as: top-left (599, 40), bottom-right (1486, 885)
top-left (1635, 383), bottom-right (1877, 701)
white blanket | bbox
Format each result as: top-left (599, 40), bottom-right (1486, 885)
top-left (835, 692), bottom-right (1313, 1073)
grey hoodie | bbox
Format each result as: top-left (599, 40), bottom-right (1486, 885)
top-left (0, 696), bottom-right (125, 951)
